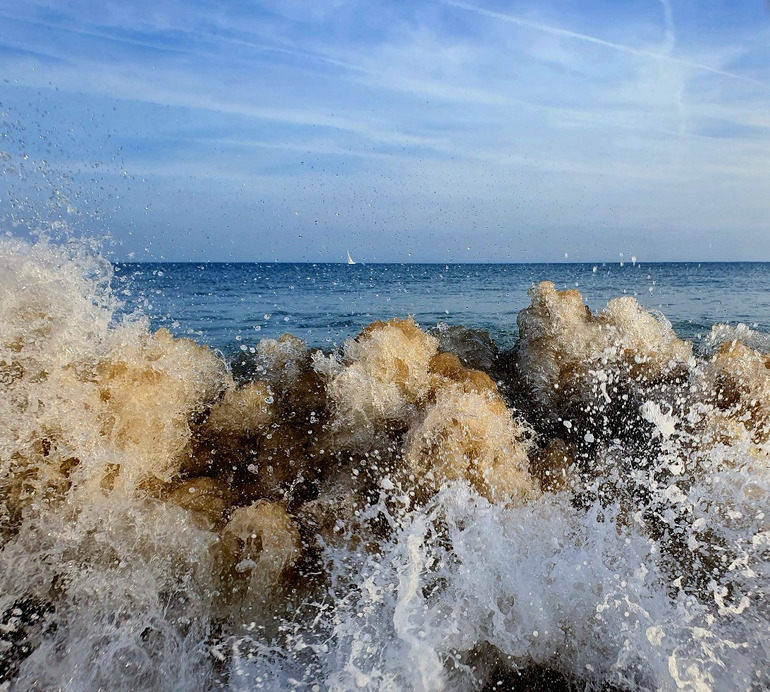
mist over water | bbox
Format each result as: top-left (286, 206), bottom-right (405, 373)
top-left (1, 235), bottom-right (769, 691)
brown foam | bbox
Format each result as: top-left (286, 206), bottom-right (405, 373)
top-left (512, 281), bottom-right (694, 439)
top-left (403, 383), bottom-right (537, 503)
top-left (216, 500), bottom-right (302, 614)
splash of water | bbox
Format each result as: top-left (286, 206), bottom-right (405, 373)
top-left (0, 236), bottom-right (768, 690)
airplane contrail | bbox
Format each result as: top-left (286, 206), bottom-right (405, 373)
top-left (442, 0), bottom-right (761, 84)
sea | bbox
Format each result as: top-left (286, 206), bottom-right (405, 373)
top-left (1, 236), bottom-right (769, 691)
top-left (113, 260), bottom-right (770, 352)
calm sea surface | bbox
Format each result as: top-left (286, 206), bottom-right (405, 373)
top-left (113, 262), bottom-right (770, 353)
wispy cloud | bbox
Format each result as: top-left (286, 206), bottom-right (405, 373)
top-left (1, 0), bottom-right (769, 261)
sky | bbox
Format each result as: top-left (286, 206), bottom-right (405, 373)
top-left (0, 0), bottom-right (769, 263)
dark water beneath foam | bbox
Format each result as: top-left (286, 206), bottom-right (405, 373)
top-left (113, 261), bottom-right (770, 352)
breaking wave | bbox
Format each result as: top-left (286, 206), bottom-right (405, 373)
top-left (1, 236), bottom-right (768, 690)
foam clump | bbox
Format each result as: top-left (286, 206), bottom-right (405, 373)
top-left (695, 339), bottom-right (770, 448)
top-left (427, 350), bottom-right (498, 396)
top-left (509, 283), bottom-right (770, 467)
top-left (505, 281), bottom-right (770, 610)
top-left (311, 319), bottom-right (537, 505)
top-left (1, 322), bottom-right (229, 528)
top-left (703, 322), bottom-right (770, 356)
top-left (316, 318), bottom-right (438, 449)
top-left (0, 239), bottom-right (230, 531)
top-left (515, 281), bottom-right (693, 410)
top-left (404, 384), bottom-right (536, 502)
top-left (199, 380), bottom-right (274, 440)
top-left (404, 349), bottom-right (537, 502)
top-left (253, 334), bottom-right (309, 388)
top-left (96, 327), bottom-right (228, 488)
top-left (509, 281), bottom-right (694, 447)
top-left (252, 334), bottom-right (327, 422)
top-left (217, 500), bottom-right (301, 615)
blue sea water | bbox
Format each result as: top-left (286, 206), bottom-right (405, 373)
top-left (114, 261), bottom-right (770, 353)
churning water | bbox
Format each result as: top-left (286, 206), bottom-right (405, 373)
top-left (1, 236), bottom-right (769, 690)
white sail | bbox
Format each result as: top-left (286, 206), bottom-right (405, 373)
top-left (347, 251), bottom-right (356, 265)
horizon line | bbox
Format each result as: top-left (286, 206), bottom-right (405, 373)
top-left (111, 259), bottom-right (770, 265)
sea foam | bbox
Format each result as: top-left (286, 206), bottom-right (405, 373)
top-left (0, 236), bottom-right (768, 690)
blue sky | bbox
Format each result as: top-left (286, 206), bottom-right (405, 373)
top-left (0, 0), bottom-right (769, 262)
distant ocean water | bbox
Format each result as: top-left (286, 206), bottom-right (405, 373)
top-left (2, 237), bottom-right (770, 691)
top-left (114, 261), bottom-right (770, 353)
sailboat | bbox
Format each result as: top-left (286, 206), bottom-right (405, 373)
top-left (347, 251), bottom-right (356, 265)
